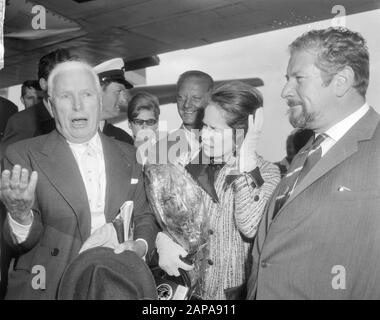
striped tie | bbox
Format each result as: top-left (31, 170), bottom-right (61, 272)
top-left (272, 133), bottom-right (328, 218)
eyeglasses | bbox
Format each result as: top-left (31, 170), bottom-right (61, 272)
top-left (131, 118), bottom-right (158, 126)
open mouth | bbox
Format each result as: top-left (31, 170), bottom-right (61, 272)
top-left (71, 117), bottom-right (88, 128)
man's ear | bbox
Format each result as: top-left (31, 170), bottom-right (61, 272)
top-left (39, 78), bottom-right (48, 92)
top-left (46, 98), bottom-right (54, 118)
top-left (20, 96), bottom-right (25, 106)
top-left (333, 66), bottom-right (355, 97)
top-left (205, 91), bottom-right (212, 103)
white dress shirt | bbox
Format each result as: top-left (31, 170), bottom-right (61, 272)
top-left (320, 103), bottom-right (369, 157)
top-left (67, 132), bottom-right (107, 233)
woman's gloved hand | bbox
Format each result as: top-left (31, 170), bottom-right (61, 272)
top-left (237, 107), bottom-right (264, 173)
top-left (156, 232), bottom-right (194, 277)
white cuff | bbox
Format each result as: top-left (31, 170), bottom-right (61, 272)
top-left (8, 211), bottom-right (33, 244)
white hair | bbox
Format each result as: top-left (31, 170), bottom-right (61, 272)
top-left (47, 60), bottom-right (101, 98)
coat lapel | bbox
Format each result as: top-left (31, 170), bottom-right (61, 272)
top-left (280, 108), bottom-right (379, 213)
top-left (101, 134), bottom-right (133, 222)
top-left (33, 130), bottom-right (91, 242)
top-left (185, 151), bottom-right (219, 203)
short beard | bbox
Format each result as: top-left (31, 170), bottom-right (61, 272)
top-left (287, 105), bottom-right (316, 129)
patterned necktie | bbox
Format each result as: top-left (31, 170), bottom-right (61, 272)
top-left (272, 133), bottom-right (328, 218)
top-left (297, 133), bottom-right (328, 184)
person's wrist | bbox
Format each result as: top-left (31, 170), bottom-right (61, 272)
top-left (238, 150), bottom-right (257, 172)
top-left (10, 210), bottom-right (33, 225)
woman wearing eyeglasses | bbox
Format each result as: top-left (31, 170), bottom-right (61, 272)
top-left (128, 92), bottom-right (160, 165)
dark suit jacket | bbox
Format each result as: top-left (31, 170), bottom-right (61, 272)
top-left (2, 130), bottom-right (159, 299)
top-left (0, 97), bottom-right (18, 144)
top-left (0, 112), bottom-right (134, 298)
top-left (1, 101), bottom-right (54, 155)
top-left (103, 122), bottom-right (134, 145)
top-left (247, 108), bottom-right (380, 300)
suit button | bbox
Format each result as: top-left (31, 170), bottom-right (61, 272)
top-left (207, 259), bottom-right (214, 265)
top-left (261, 261), bottom-right (268, 268)
top-left (51, 248), bottom-right (59, 256)
top-left (208, 229), bottom-right (214, 235)
top-left (254, 195), bottom-right (260, 201)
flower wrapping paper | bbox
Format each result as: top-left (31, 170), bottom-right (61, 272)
top-left (144, 163), bottom-right (209, 291)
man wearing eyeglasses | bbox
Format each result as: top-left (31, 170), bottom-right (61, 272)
top-left (95, 58), bottom-right (134, 145)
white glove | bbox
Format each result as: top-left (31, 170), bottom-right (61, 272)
top-left (156, 232), bottom-right (193, 277)
top-left (237, 107), bottom-right (264, 173)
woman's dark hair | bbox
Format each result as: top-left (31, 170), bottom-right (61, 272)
top-left (128, 92), bottom-right (160, 121)
top-left (210, 81), bottom-right (263, 133)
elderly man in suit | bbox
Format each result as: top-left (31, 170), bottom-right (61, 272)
top-left (0, 60), bottom-right (158, 299)
top-left (247, 27), bottom-right (380, 300)
top-left (0, 49), bottom-right (72, 299)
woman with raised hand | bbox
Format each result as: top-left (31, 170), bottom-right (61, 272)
top-left (155, 81), bottom-right (280, 300)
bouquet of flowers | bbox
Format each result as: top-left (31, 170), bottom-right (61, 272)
top-left (144, 163), bottom-right (209, 296)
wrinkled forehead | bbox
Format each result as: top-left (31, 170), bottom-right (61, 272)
top-left (287, 49), bottom-right (318, 75)
top-left (53, 68), bottom-right (97, 93)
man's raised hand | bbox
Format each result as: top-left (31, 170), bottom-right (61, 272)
top-left (0, 165), bottom-right (37, 225)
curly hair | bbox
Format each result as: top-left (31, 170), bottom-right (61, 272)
top-left (289, 27), bottom-right (369, 97)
